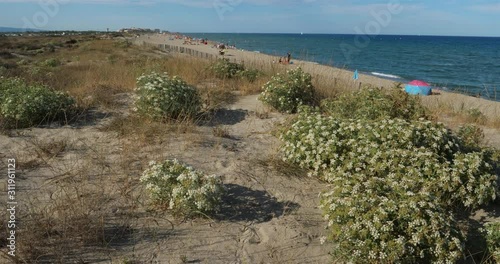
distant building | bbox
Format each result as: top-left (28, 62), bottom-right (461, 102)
top-left (118, 27), bottom-right (159, 34)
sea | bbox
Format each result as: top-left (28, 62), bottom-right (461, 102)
top-left (186, 33), bottom-right (500, 101)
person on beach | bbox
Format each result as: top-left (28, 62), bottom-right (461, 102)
top-left (287, 52), bottom-right (291, 63)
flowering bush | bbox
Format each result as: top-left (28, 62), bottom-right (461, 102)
top-left (0, 77), bottom-right (75, 128)
top-left (140, 159), bottom-right (224, 216)
top-left (320, 173), bottom-right (464, 263)
top-left (483, 222), bottom-right (500, 263)
top-left (321, 86), bottom-right (428, 121)
top-left (281, 111), bottom-right (496, 207)
top-left (259, 67), bottom-right (314, 113)
top-left (279, 108), bottom-right (498, 263)
top-left (209, 58), bottom-right (244, 79)
top-left (134, 72), bottom-right (201, 120)
top-left (282, 111), bottom-right (457, 176)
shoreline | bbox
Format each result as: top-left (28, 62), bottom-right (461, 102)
top-left (136, 33), bottom-right (397, 89)
top-left (181, 32), bottom-right (499, 102)
top-left (135, 33), bottom-right (500, 122)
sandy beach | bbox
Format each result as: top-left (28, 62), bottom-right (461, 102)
top-left (136, 34), bottom-right (500, 123)
top-left (136, 34), bottom-right (396, 88)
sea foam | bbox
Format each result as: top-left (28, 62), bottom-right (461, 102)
top-left (371, 72), bottom-right (402, 79)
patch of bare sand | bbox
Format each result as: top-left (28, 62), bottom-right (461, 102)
top-left (0, 94), bottom-right (331, 263)
top-left (116, 95), bottom-right (331, 263)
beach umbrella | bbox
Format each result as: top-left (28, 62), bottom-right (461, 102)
top-left (405, 80), bottom-right (432, 95)
top-left (353, 69), bottom-right (359, 80)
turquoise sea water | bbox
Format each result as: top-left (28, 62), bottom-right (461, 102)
top-left (186, 33), bottom-right (500, 101)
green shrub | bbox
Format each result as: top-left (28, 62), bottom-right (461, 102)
top-left (259, 67), bottom-right (314, 113)
top-left (457, 124), bottom-right (484, 150)
top-left (237, 68), bottom-right (260, 83)
top-left (208, 59), bottom-right (261, 82)
top-left (140, 159), bottom-right (224, 216)
top-left (466, 108), bottom-right (487, 124)
top-left (114, 40), bottom-right (131, 49)
top-left (321, 86), bottom-right (428, 121)
top-left (0, 77), bottom-right (75, 128)
top-left (134, 72), bottom-right (201, 120)
top-left (209, 58), bottom-right (244, 79)
top-left (280, 109), bottom-right (498, 263)
top-left (483, 222), bottom-right (500, 263)
top-left (40, 58), bottom-right (61, 67)
top-left (17, 59), bottom-right (29, 66)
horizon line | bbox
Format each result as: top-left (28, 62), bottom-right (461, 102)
top-left (183, 32), bottom-right (500, 38)
top-left (1, 26), bottom-right (499, 38)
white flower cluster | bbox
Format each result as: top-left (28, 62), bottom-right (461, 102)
top-left (0, 77), bottom-right (75, 128)
top-left (140, 159), bottom-right (224, 216)
top-left (280, 109), bottom-right (498, 263)
top-left (281, 111), bottom-right (496, 207)
top-left (258, 67), bottom-right (314, 113)
top-left (134, 72), bottom-right (201, 120)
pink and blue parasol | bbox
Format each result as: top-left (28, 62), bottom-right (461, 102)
top-left (405, 80), bottom-right (432, 95)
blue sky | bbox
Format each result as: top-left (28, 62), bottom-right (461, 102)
top-left (0, 0), bottom-right (499, 36)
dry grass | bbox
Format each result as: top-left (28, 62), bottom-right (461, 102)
top-left (212, 125), bottom-right (231, 138)
top-left (310, 67), bottom-right (358, 101)
top-left (254, 156), bottom-right (308, 179)
top-left (99, 114), bottom-right (199, 151)
top-left (0, 128), bottom-right (141, 263)
top-left (28, 138), bottom-right (69, 160)
top-left (16, 183), bottom-right (110, 262)
top-left (424, 97), bottom-right (500, 130)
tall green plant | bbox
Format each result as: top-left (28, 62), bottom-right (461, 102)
top-left (259, 67), bottom-right (314, 113)
top-left (321, 86), bottom-right (428, 121)
top-left (0, 77), bottom-right (75, 128)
